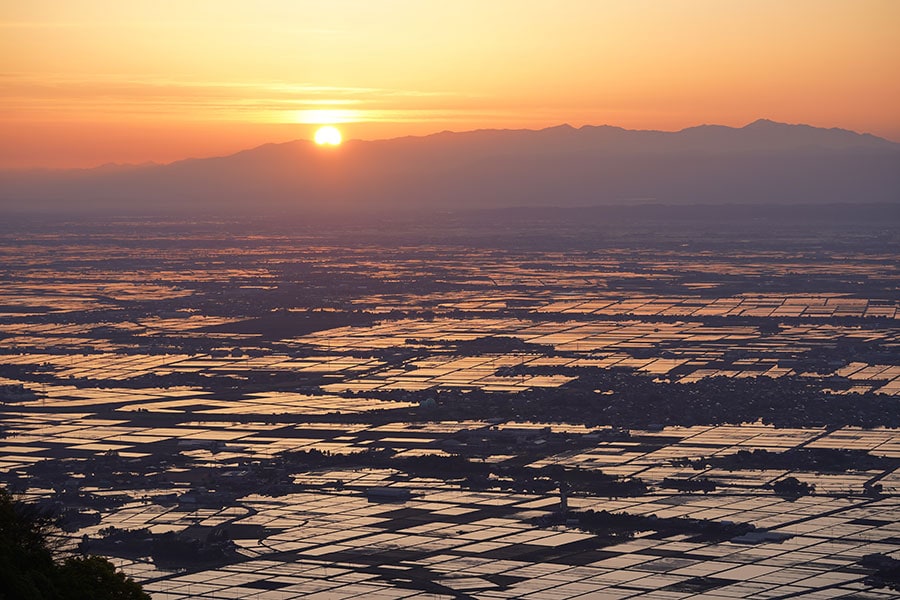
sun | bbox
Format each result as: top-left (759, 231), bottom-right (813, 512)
top-left (314, 125), bottom-right (342, 146)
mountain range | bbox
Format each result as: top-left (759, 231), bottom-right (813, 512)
top-left (2, 119), bottom-right (898, 214)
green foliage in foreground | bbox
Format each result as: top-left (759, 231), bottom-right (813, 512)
top-left (0, 488), bottom-right (149, 600)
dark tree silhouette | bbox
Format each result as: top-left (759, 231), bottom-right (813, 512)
top-left (55, 556), bottom-right (149, 600)
top-left (0, 487), bottom-right (148, 600)
top-left (772, 477), bottom-right (815, 500)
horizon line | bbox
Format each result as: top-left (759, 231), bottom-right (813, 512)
top-left (5, 118), bottom-right (896, 172)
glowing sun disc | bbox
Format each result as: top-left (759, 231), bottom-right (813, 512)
top-left (314, 125), bottom-right (342, 146)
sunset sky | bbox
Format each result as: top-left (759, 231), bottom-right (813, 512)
top-left (2, 0), bottom-right (898, 168)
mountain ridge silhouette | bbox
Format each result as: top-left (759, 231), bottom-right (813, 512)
top-left (2, 120), bottom-right (897, 214)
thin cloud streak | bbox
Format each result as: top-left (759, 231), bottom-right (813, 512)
top-left (0, 73), bottom-right (476, 99)
top-left (0, 74), bottom-right (500, 126)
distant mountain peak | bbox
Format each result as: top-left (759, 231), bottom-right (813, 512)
top-left (744, 118), bottom-right (784, 129)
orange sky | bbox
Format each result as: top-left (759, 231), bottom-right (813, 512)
top-left (2, 0), bottom-right (899, 168)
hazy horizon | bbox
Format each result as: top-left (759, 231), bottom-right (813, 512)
top-left (4, 118), bottom-right (899, 172)
top-left (3, 118), bottom-right (897, 214)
